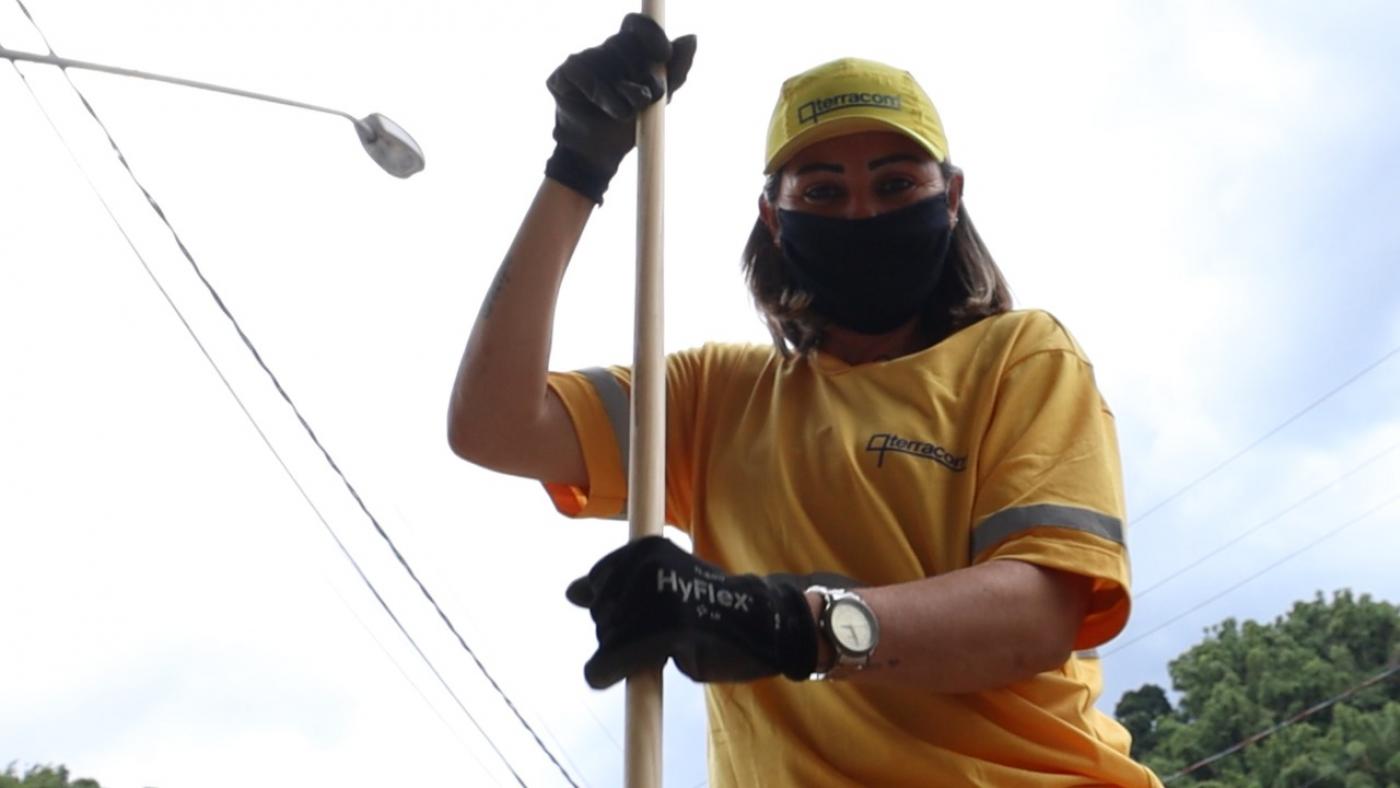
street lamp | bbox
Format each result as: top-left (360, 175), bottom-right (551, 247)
top-left (1, 46), bottom-right (425, 178)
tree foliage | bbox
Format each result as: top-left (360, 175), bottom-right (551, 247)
top-left (1116, 590), bottom-right (1400, 787)
top-left (0, 764), bottom-right (101, 788)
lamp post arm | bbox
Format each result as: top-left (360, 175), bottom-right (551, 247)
top-left (1, 46), bottom-right (358, 124)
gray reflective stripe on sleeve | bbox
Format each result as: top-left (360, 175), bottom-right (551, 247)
top-left (1074, 649), bottom-right (1100, 660)
top-left (579, 367), bottom-right (630, 520)
top-left (580, 367), bottom-right (631, 471)
top-left (971, 503), bottom-right (1124, 557)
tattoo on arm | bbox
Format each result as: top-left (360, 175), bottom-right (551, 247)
top-left (481, 255), bottom-right (513, 319)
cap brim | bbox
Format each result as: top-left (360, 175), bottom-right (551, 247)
top-left (764, 115), bottom-right (945, 174)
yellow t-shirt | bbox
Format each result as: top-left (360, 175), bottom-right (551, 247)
top-left (545, 309), bottom-right (1162, 787)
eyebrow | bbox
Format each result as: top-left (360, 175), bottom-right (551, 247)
top-left (867, 153), bottom-right (923, 170)
top-left (794, 162), bottom-right (843, 175)
top-left (793, 153), bottom-right (925, 176)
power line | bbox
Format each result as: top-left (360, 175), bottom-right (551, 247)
top-left (323, 580), bottom-right (505, 786)
top-left (1133, 343), bottom-right (1400, 526)
top-left (2, 51), bottom-right (527, 788)
top-left (1162, 662), bottom-right (1400, 783)
top-left (1136, 435), bottom-right (1400, 599)
top-left (7, 5), bottom-right (582, 785)
top-left (389, 504), bottom-right (621, 769)
top-left (1105, 489), bottom-right (1400, 658)
top-left (388, 515), bottom-right (600, 788)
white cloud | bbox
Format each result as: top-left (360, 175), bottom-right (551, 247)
top-left (3, 1), bottom-right (1399, 784)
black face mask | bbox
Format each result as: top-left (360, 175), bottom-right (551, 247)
top-left (777, 194), bottom-right (954, 335)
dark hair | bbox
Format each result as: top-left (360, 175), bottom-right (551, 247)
top-left (741, 160), bottom-right (1013, 356)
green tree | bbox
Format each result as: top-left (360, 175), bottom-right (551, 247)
top-left (1115, 590), bottom-right (1400, 786)
top-left (1118, 682), bottom-right (1173, 756)
top-left (0, 764), bottom-right (101, 788)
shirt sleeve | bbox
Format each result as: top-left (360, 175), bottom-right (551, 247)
top-left (541, 346), bottom-right (711, 531)
top-left (970, 335), bottom-right (1132, 650)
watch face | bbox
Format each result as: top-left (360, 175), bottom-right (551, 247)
top-left (830, 599), bottom-right (876, 652)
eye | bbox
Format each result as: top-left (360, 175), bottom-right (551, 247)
top-left (802, 182), bottom-right (843, 202)
top-left (877, 176), bottom-right (916, 195)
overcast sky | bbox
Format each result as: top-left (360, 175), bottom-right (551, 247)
top-left (3, 1), bottom-right (1399, 786)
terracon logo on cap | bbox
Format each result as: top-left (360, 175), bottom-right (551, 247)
top-left (797, 92), bottom-right (901, 125)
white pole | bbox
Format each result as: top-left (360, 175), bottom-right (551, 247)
top-left (626, 0), bottom-right (667, 785)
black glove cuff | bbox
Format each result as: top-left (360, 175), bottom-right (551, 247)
top-left (545, 144), bottom-right (618, 205)
top-left (774, 583), bottom-right (819, 681)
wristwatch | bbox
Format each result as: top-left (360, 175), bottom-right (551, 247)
top-left (806, 586), bottom-right (880, 680)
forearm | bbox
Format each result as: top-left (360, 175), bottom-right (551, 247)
top-left (807, 560), bottom-right (1091, 693)
top-left (447, 177), bottom-right (593, 463)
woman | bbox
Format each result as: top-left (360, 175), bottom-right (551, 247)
top-left (448, 14), bottom-right (1162, 787)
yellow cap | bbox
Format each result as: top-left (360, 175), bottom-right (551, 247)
top-left (764, 58), bottom-right (948, 174)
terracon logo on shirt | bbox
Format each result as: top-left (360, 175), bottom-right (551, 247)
top-left (866, 433), bottom-right (967, 472)
top-left (797, 92), bottom-right (901, 125)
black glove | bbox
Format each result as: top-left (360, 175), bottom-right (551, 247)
top-left (566, 536), bottom-right (818, 689)
top-left (545, 13), bottom-right (697, 204)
